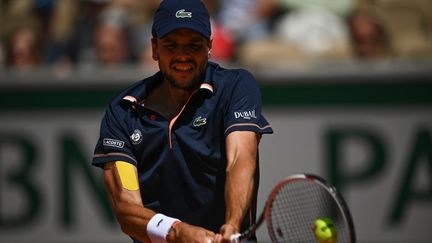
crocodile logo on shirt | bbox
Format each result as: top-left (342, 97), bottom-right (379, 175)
top-left (193, 116), bottom-right (207, 127)
top-left (176, 9), bottom-right (192, 18)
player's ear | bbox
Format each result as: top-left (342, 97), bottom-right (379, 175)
top-left (208, 39), bottom-right (213, 57)
top-left (151, 38), bottom-right (159, 61)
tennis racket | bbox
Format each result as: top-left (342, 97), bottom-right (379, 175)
top-left (231, 173), bottom-right (356, 243)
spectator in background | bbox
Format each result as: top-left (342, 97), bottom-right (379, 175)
top-left (2, 0), bottom-right (68, 64)
top-left (73, 0), bottom-right (161, 69)
top-left (216, 0), bottom-right (267, 43)
top-left (44, 0), bottom-right (78, 69)
top-left (46, 0), bottom-right (144, 68)
top-left (91, 6), bottom-right (134, 66)
top-left (207, 0), bottom-right (272, 62)
top-left (355, 0), bottom-right (432, 59)
top-left (109, 0), bottom-right (160, 68)
top-left (237, 0), bottom-right (354, 69)
top-left (3, 19), bottom-right (44, 70)
top-left (1, 0), bottom-right (45, 70)
top-left (46, 0), bottom-right (109, 66)
top-left (348, 10), bottom-right (389, 59)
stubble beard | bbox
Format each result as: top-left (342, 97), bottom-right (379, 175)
top-left (163, 61), bottom-right (207, 91)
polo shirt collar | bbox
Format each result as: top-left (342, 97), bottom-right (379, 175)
top-left (122, 62), bottom-right (217, 104)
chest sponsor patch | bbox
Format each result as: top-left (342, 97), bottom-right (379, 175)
top-left (234, 110), bottom-right (257, 120)
top-left (103, 138), bottom-right (125, 148)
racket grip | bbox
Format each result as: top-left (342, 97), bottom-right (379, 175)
top-left (230, 233), bottom-right (241, 243)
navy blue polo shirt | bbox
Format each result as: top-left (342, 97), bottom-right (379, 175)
top-left (93, 62), bottom-right (272, 235)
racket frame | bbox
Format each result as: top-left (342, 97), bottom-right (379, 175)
top-left (232, 173), bottom-right (356, 243)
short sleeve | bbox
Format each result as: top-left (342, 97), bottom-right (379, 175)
top-left (224, 70), bottom-right (273, 136)
top-left (92, 103), bottom-right (137, 168)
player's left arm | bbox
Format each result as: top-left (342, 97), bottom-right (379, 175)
top-left (216, 130), bottom-right (260, 242)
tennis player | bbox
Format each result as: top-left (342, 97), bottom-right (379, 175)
top-left (92, 0), bottom-right (273, 242)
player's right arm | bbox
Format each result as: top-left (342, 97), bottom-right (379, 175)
top-left (103, 161), bottom-right (155, 242)
top-left (103, 161), bottom-right (216, 243)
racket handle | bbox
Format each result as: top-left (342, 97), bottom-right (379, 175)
top-left (230, 233), bottom-right (241, 243)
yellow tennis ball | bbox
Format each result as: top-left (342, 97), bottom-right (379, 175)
top-left (313, 217), bottom-right (337, 243)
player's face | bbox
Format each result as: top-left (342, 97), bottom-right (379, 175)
top-left (152, 29), bottom-right (212, 91)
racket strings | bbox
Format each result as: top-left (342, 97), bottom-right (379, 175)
top-left (267, 180), bottom-right (349, 242)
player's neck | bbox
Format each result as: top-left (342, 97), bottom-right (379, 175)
top-left (146, 80), bottom-right (197, 120)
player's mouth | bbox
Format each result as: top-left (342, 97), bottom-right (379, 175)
top-left (172, 63), bottom-right (194, 73)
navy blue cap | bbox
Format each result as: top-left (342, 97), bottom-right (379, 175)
top-left (152, 0), bottom-right (211, 39)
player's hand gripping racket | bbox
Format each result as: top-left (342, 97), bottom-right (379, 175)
top-left (231, 173), bottom-right (356, 243)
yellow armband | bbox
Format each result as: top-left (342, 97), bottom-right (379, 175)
top-left (115, 161), bottom-right (139, 190)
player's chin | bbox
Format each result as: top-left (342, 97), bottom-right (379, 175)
top-left (175, 75), bottom-right (202, 89)
top-left (172, 79), bottom-right (198, 90)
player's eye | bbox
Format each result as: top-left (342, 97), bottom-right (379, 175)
top-left (189, 44), bottom-right (202, 51)
top-left (162, 42), bottom-right (177, 49)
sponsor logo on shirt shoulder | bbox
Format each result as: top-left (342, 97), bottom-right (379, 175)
top-left (130, 129), bottom-right (143, 145)
top-left (103, 138), bottom-right (125, 148)
top-left (193, 116), bottom-right (207, 127)
top-left (234, 110), bottom-right (257, 120)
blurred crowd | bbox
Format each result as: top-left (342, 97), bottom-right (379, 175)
top-left (1, 0), bottom-right (432, 73)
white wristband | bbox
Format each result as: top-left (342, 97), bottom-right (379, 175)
top-left (146, 213), bottom-right (180, 243)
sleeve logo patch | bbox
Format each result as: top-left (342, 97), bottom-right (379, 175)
top-left (130, 129), bottom-right (143, 145)
top-left (103, 138), bottom-right (125, 148)
top-left (234, 110), bottom-right (257, 120)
